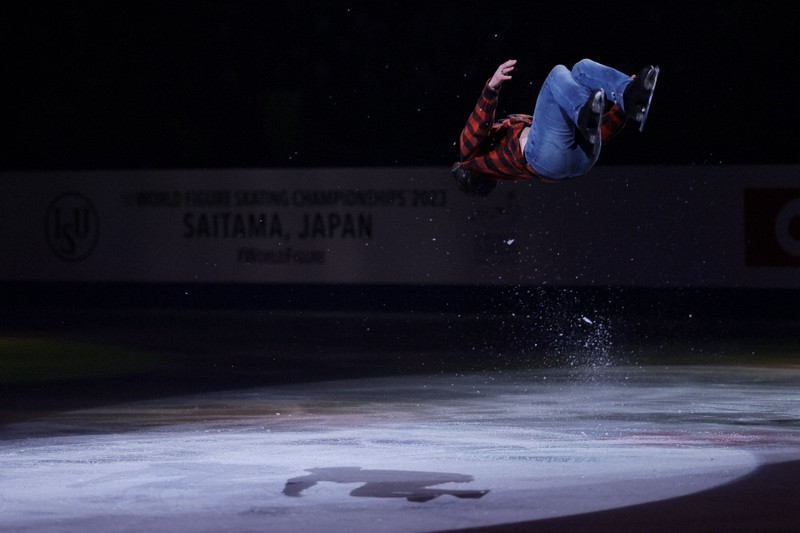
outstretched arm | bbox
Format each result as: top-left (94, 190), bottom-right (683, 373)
top-left (459, 59), bottom-right (516, 161)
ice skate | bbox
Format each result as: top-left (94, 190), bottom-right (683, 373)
top-left (624, 65), bottom-right (659, 132)
top-left (576, 89), bottom-right (605, 145)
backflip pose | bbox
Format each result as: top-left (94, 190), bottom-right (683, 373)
top-left (453, 58), bottom-right (658, 196)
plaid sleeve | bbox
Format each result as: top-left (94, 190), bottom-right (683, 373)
top-left (601, 104), bottom-right (627, 142)
top-left (459, 80), bottom-right (498, 161)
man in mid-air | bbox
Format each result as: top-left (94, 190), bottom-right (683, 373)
top-left (453, 58), bottom-right (659, 196)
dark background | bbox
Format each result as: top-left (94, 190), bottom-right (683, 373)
top-left (2, 1), bottom-right (799, 171)
top-left (0, 1), bottom-right (798, 418)
top-left (0, 1), bottom-right (798, 329)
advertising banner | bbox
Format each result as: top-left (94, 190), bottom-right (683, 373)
top-left (1, 166), bottom-right (798, 288)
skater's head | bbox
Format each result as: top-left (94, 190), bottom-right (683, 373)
top-left (451, 162), bottom-right (496, 197)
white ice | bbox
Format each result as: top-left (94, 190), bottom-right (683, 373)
top-left (2, 365), bottom-right (800, 532)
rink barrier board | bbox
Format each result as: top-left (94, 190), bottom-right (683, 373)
top-left (1, 281), bottom-right (798, 322)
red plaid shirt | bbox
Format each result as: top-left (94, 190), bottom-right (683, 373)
top-left (459, 80), bottom-right (627, 181)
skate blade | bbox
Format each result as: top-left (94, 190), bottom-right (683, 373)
top-left (591, 90), bottom-right (605, 114)
top-left (588, 90), bottom-right (604, 143)
top-left (638, 66), bottom-right (659, 132)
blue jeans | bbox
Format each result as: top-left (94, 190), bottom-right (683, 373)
top-left (524, 59), bottom-right (632, 180)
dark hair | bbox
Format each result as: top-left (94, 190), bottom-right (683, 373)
top-left (451, 162), bottom-right (497, 197)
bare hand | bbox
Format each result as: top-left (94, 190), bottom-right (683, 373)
top-left (489, 59), bottom-right (517, 90)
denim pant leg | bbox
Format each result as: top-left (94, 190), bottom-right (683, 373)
top-left (571, 59), bottom-right (632, 112)
top-left (524, 65), bottom-right (597, 180)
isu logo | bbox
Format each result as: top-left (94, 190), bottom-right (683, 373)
top-left (45, 192), bottom-right (100, 262)
top-left (744, 188), bottom-right (800, 267)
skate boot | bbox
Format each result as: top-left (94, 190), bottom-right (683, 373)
top-left (576, 89), bottom-right (605, 145)
top-left (623, 65), bottom-right (659, 132)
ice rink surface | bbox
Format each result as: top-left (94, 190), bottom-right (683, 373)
top-left (3, 361), bottom-right (800, 532)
